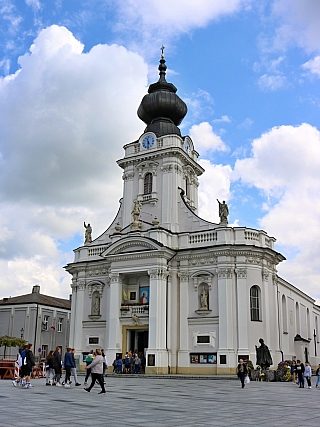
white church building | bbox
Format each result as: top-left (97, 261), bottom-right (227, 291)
top-left (65, 54), bottom-right (320, 374)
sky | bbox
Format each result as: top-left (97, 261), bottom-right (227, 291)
top-left (0, 0), bottom-right (319, 302)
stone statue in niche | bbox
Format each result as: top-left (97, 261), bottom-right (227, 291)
top-left (200, 285), bottom-right (208, 310)
top-left (84, 222), bottom-right (92, 244)
top-left (92, 292), bottom-right (100, 315)
top-left (131, 200), bottom-right (142, 231)
top-left (217, 199), bottom-right (229, 224)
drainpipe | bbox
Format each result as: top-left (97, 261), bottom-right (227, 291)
top-left (276, 280), bottom-right (284, 361)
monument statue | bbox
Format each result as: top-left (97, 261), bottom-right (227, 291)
top-left (84, 222), bottom-right (92, 244)
top-left (217, 199), bottom-right (229, 224)
top-left (200, 286), bottom-right (208, 310)
top-left (255, 338), bottom-right (273, 369)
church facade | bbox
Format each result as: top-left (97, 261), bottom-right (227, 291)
top-left (65, 54), bottom-right (320, 374)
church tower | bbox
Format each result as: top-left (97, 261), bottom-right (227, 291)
top-left (117, 51), bottom-right (204, 232)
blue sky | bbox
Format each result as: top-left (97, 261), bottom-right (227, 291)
top-left (0, 0), bottom-right (319, 301)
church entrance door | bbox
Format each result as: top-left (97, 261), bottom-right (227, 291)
top-left (122, 325), bottom-right (149, 356)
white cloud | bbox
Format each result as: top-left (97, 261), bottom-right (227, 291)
top-left (258, 73), bottom-right (287, 91)
top-left (25, 0), bottom-right (42, 12)
top-left (302, 56), bottom-right (320, 78)
top-left (213, 115), bottom-right (231, 123)
top-left (0, 25), bottom-right (147, 298)
top-left (189, 122), bottom-right (228, 156)
top-left (233, 123), bottom-right (320, 299)
top-left (272, 0), bottom-right (320, 52)
top-left (198, 159), bottom-right (233, 224)
top-left (114, 0), bottom-right (252, 51)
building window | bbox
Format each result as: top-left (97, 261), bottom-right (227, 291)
top-left (185, 178), bottom-right (189, 197)
top-left (144, 173), bottom-right (152, 195)
top-left (42, 315), bottom-right (49, 331)
top-left (250, 286), bottom-right (260, 321)
top-left (57, 317), bottom-right (63, 333)
top-left (41, 345), bottom-right (48, 359)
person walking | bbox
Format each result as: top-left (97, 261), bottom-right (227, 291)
top-left (296, 360), bottom-right (305, 388)
top-left (63, 347), bottom-right (75, 388)
top-left (45, 351), bottom-right (55, 385)
top-left (24, 343), bottom-right (35, 389)
top-left (134, 355), bottom-right (141, 374)
top-left (304, 362), bottom-right (312, 389)
top-left (84, 349), bottom-right (106, 394)
top-left (237, 359), bottom-right (248, 388)
top-left (84, 351), bottom-right (94, 387)
top-left (52, 347), bottom-right (62, 386)
top-left (71, 349), bottom-right (81, 386)
top-left (316, 364), bottom-right (320, 388)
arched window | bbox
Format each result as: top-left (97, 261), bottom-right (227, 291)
top-left (144, 173), bottom-right (152, 195)
top-left (250, 286), bottom-right (260, 321)
top-left (282, 295), bottom-right (287, 333)
top-left (307, 308), bottom-right (311, 339)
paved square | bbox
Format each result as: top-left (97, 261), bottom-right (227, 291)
top-left (1, 376), bottom-right (319, 426)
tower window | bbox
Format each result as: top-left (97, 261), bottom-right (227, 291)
top-left (250, 286), bottom-right (260, 321)
top-left (144, 173), bottom-right (152, 195)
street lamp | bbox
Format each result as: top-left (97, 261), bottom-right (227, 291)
top-left (20, 328), bottom-right (24, 339)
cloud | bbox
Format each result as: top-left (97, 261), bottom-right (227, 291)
top-left (257, 73), bottom-right (287, 91)
top-left (0, 25), bottom-right (147, 298)
top-left (213, 115), bottom-right (231, 123)
top-left (233, 123), bottom-right (320, 299)
top-left (302, 56), bottom-right (320, 78)
top-left (113, 0), bottom-right (252, 51)
top-left (198, 159), bottom-right (233, 224)
top-left (189, 122), bottom-right (228, 156)
top-left (272, 0), bottom-right (320, 53)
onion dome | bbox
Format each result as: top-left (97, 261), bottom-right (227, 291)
top-left (137, 49), bottom-right (187, 137)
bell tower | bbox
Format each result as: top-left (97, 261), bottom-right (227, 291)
top-left (117, 50), bottom-right (204, 232)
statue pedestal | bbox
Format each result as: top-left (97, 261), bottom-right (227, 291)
top-left (195, 309), bottom-right (212, 316)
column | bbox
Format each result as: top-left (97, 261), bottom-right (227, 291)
top-left (235, 268), bottom-right (249, 354)
top-left (217, 267), bottom-right (236, 373)
top-left (167, 264), bottom-right (178, 373)
top-left (106, 272), bottom-right (122, 363)
top-left (69, 278), bottom-right (78, 349)
top-left (177, 271), bottom-right (189, 373)
top-left (146, 267), bottom-right (168, 374)
top-left (72, 279), bottom-right (86, 352)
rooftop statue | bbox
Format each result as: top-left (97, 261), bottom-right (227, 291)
top-left (217, 199), bottom-right (229, 224)
top-left (84, 222), bottom-right (92, 244)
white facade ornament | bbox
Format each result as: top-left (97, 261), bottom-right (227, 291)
top-left (148, 268), bottom-right (168, 280)
top-left (235, 268), bottom-right (247, 278)
top-left (178, 271), bottom-right (189, 282)
top-left (192, 273), bottom-right (213, 291)
top-left (87, 282), bottom-right (104, 298)
top-left (262, 269), bottom-right (269, 281)
top-left (216, 268), bottom-right (233, 278)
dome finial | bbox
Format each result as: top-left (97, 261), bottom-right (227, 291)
top-left (160, 44), bottom-right (165, 59)
top-left (158, 45), bottom-right (167, 82)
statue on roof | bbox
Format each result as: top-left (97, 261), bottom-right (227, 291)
top-left (84, 222), bottom-right (92, 244)
top-left (217, 199), bottom-right (229, 224)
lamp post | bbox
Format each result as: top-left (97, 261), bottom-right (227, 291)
top-left (20, 328), bottom-right (24, 339)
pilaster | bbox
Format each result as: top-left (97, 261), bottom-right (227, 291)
top-left (107, 272), bottom-right (122, 361)
top-left (177, 270), bottom-right (190, 371)
top-left (145, 267), bottom-right (169, 374)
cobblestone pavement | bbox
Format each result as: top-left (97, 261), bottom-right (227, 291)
top-left (1, 376), bottom-right (319, 426)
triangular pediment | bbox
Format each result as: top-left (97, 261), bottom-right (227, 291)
top-left (100, 236), bottom-right (163, 257)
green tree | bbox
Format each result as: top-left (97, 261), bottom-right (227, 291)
top-left (0, 335), bottom-right (26, 358)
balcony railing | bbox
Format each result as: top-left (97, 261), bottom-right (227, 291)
top-left (120, 305), bottom-right (149, 318)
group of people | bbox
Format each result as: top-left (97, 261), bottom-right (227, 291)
top-left (45, 347), bottom-right (81, 388)
top-left (113, 351), bottom-right (146, 374)
top-left (290, 360), bottom-right (319, 389)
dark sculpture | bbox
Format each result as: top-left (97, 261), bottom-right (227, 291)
top-left (256, 338), bottom-right (273, 369)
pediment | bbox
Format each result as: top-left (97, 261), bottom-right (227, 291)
top-left (100, 236), bottom-right (162, 257)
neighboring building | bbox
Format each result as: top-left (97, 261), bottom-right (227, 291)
top-left (65, 53), bottom-right (320, 374)
top-left (0, 285), bottom-right (71, 359)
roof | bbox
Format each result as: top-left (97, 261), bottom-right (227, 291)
top-left (0, 292), bottom-right (71, 310)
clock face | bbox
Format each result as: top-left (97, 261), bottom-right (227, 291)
top-left (184, 139), bottom-right (191, 153)
top-left (142, 134), bottom-right (155, 149)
